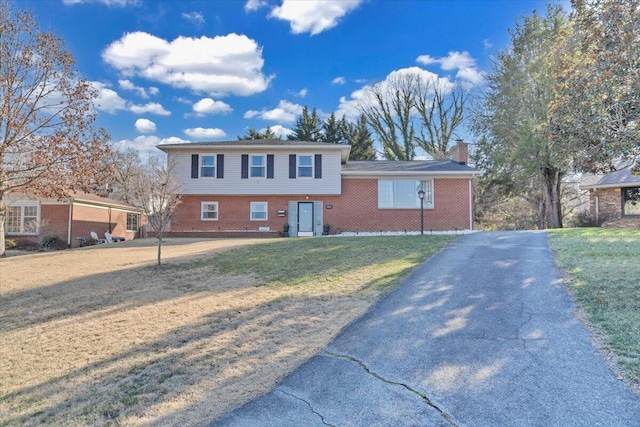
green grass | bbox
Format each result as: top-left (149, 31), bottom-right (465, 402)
top-left (548, 228), bottom-right (640, 385)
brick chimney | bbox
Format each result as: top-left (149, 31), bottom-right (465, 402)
top-left (450, 139), bottom-right (468, 165)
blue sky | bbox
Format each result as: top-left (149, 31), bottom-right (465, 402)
top-left (21, 0), bottom-right (569, 158)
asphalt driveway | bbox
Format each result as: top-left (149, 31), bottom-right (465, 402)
top-left (214, 231), bottom-right (640, 426)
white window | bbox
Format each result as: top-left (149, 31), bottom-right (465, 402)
top-left (126, 213), bottom-right (139, 231)
top-left (201, 202), bottom-right (219, 220)
top-left (378, 180), bottom-right (434, 209)
top-left (298, 155), bottom-right (313, 178)
top-left (250, 202), bottom-right (268, 221)
top-left (6, 204), bottom-right (39, 234)
top-left (200, 155), bottom-right (216, 178)
top-left (250, 155), bottom-right (266, 178)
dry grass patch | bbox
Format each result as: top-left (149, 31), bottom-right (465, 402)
top-left (0, 235), bottom-right (453, 426)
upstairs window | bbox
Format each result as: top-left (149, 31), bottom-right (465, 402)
top-left (298, 155), bottom-right (313, 178)
top-left (250, 155), bottom-right (266, 178)
top-left (200, 155), bottom-right (216, 178)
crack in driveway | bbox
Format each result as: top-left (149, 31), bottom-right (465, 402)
top-left (278, 389), bottom-right (336, 426)
top-left (325, 351), bottom-right (459, 426)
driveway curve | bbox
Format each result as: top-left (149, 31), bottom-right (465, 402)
top-left (214, 231), bottom-right (640, 427)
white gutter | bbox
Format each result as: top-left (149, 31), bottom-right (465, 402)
top-left (341, 171), bottom-right (480, 178)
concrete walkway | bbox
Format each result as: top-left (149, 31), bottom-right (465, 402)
top-left (214, 231), bottom-right (640, 427)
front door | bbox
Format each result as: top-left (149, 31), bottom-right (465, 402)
top-left (298, 202), bottom-right (314, 237)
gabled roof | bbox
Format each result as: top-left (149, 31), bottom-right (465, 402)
top-left (157, 139), bottom-right (352, 162)
top-left (580, 160), bottom-right (640, 189)
top-left (342, 160), bottom-right (480, 177)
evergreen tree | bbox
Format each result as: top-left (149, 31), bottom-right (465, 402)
top-left (288, 106), bottom-right (323, 141)
top-left (237, 127), bottom-right (280, 140)
top-left (348, 114), bottom-right (376, 160)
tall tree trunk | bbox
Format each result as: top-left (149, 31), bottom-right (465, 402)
top-left (0, 200), bottom-right (6, 257)
top-left (536, 195), bottom-right (546, 230)
top-left (541, 166), bottom-right (563, 229)
top-left (157, 231), bottom-right (163, 266)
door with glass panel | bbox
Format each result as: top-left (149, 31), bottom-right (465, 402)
top-left (297, 202), bottom-right (314, 237)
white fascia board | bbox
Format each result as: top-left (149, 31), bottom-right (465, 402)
top-left (341, 171), bottom-right (480, 179)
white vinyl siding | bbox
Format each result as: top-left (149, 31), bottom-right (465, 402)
top-left (378, 179), bottom-right (434, 209)
top-left (170, 151), bottom-right (342, 195)
top-left (201, 202), bottom-right (219, 220)
top-left (250, 202), bottom-right (267, 221)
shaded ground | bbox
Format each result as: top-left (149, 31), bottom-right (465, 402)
top-left (0, 236), bottom-right (450, 426)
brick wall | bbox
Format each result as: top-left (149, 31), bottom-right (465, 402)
top-left (71, 204), bottom-right (139, 246)
top-left (589, 188), bottom-right (621, 222)
top-left (171, 177), bottom-right (473, 234)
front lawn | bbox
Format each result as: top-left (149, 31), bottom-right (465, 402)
top-left (548, 228), bottom-right (640, 389)
top-left (0, 235), bottom-right (453, 426)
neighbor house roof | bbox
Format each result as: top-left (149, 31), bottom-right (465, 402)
top-left (580, 160), bottom-right (640, 189)
top-left (157, 139), bottom-right (352, 162)
top-left (341, 160), bottom-right (480, 177)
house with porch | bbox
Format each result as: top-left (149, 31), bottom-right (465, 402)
top-left (5, 192), bottom-right (144, 248)
top-left (580, 159), bottom-right (640, 228)
top-left (158, 139), bottom-right (479, 237)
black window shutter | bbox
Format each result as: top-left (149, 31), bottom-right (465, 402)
top-left (267, 154), bottom-right (274, 179)
top-left (191, 154), bottom-right (199, 179)
top-left (289, 154), bottom-right (296, 179)
top-left (314, 154), bottom-right (322, 179)
top-left (216, 154), bottom-right (224, 179)
top-left (241, 154), bottom-right (249, 179)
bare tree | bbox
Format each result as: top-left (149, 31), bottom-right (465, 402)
top-left (107, 147), bottom-right (143, 205)
top-left (129, 156), bottom-right (181, 266)
top-left (415, 82), bottom-right (466, 160)
top-left (0, 2), bottom-right (112, 255)
top-left (359, 72), bottom-right (418, 160)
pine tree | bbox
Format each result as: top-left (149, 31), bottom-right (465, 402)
top-left (288, 106), bottom-right (323, 141)
top-left (237, 127), bottom-right (280, 140)
top-left (348, 114), bottom-right (376, 160)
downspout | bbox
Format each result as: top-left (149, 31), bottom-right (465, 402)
top-left (595, 192), bottom-right (599, 222)
top-left (468, 178), bottom-right (473, 230)
top-left (67, 199), bottom-right (73, 247)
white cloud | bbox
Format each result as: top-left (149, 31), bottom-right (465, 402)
top-left (92, 82), bottom-right (128, 114)
top-left (267, 125), bottom-right (293, 139)
top-left (184, 127), bottom-right (226, 139)
top-left (245, 0), bottom-right (268, 12)
top-left (118, 79), bottom-right (157, 98)
top-left (112, 135), bottom-right (190, 160)
top-left (244, 99), bottom-right (303, 123)
top-left (135, 118), bottom-right (156, 133)
top-left (159, 136), bottom-right (191, 145)
top-left (192, 97), bottom-right (233, 116)
top-left (332, 76), bottom-right (346, 85)
top-left (416, 51), bottom-right (485, 87)
top-left (182, 11), bottom-right (205, 25)
top-left (103, 32), bottom-right (272, 97)
top-left (269, 0), bottom-right (364, 35)
top-left (483, 38), bottom-right (493, 49)
top-left (296, 88), bottom-right (308, 97)
top-left (129, 102), bottom-right (171, 116)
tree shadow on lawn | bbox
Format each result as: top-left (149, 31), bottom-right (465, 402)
top-left (0, 236), bottom-right (444, 426)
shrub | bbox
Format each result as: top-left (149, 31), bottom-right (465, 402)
top-left (5, 238), bottom-right (18, 250)
top-left (83, 237), bottom-right (99, 246)
top-left (41, 235), bottom-right (67, 250)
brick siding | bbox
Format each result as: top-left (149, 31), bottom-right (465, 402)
top-left (171, 177), bottom-right (473, 234)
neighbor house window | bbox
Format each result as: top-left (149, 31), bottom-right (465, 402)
top-left (200, 155), bottom-right (216, 178)
top-left (201, 202), bottom-right (219, 220)
top-left (126, 213), bottom-right (139, 231)
top-left (250, 155), bottom-right (266, 178)
top-left (6, 204), bottom-right (39, 234)
top-left (250, 202), bottom-right (268, 220)
top-left (298, 155), bottom-right (313, 178)
top-left (623, 187), bottom-right (640, 216)
top-left (378, 180), bottom-right (434, 209)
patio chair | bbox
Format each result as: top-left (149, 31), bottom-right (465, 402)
top-left (90, 231), bottom-right (106, 244)
top-left (104, 231), bottom-right (125, 243)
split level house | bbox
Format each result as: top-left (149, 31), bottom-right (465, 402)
top-left (5, 192), bottom-right (144, 248)
top-left (158, 139), bottom-right (480, 237)
top-left (580, 159), bottom-right (640, 228)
